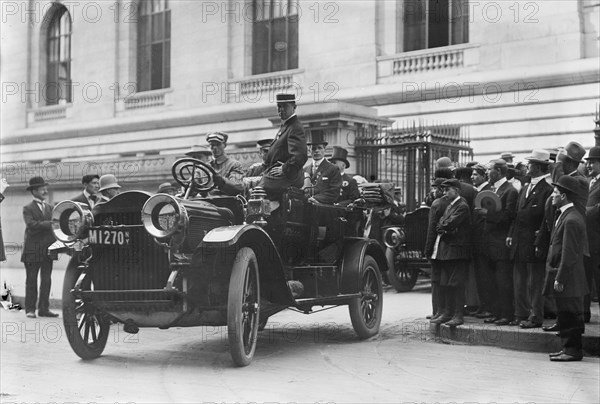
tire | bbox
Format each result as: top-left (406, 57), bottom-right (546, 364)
top-left (62, 261), bottom-right (110, 360)
top-left (349, 255), bottom-right (383, 339)
top-left (227, 247), bottom-right (260, 367)
top-left (388, 259), bottom-right (419, 292)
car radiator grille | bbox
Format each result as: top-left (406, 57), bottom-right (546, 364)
top-left (91, 211), bottom-right (170, 291)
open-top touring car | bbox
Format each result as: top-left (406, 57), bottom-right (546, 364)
top-left (52, 158), bottom-right (387, 366)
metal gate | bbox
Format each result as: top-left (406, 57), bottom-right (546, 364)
top-left (355, 121), bottom-right (473, 211)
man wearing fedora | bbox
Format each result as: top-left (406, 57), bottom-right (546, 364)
top-left (544, 175), bottom-right (588, 361)
top-left (507, 149), bottom-right (554, 328)
top-left (584, 146), bottom-right (600, 319)
top-left (205, 132), bottom-right (244, 196)
top-left (329, 146), bottom-right (359, 206)
top-left (260, 93), bottom-right (308, 198)
top-left (537, 141), bottom-right (589, 329)
top-left (71, 174), bottom-right (100, 208)
top-left (21, 176), bottom-right (58, 318)
top-left (246, 138), bottom-right (273, 177)
top-left (98, 174), bottom-right (121, 202)
top-left (304, 133), bottom-right (342, 204)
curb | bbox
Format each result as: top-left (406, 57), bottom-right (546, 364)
top-left (429, 320), bottom-right (600, 356)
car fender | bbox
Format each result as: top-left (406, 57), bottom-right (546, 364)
top-left (199, 224), bottom-right (295, 306)
top-left (340, 238), bottom-right (388, 294)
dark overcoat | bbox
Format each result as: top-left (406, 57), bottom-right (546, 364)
top-left (586, 177), bottom-right (600, 260)
top-left (21, 201), bottom-right (55, 263)
top-left (434, 197), bottom-right (471, 261)
top-left (483, 181), bottom-right (519, 260)
top-left (304, 159), bottom-right (342, 204)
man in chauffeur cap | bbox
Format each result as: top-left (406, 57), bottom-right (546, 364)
top-left (205, 131), bottom-right (244, 196)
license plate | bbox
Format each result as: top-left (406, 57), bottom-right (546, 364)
top-left (89, 229), bottom-right (130, 246)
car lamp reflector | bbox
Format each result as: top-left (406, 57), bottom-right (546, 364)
top-left (52, 201), bottom-right (94, 243)
top-left (142, 194), bottom-right (186, 239)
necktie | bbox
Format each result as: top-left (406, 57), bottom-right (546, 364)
top-left (89, 194), bottom-right (97, 207)
top-left (37, 201), bottom-right (44, 212)
top-left (553, 208), bottom-right (561, 227)
top-left (312, 163), bottom-right (318, 181)
top-left (590, 178), bottom-right (597, 190)
top-left (525, 183), bottom-right (532, 199)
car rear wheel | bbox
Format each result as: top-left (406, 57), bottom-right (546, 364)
top-left (227, 247), bottom-right (260, 367)
top-left (349, 255), bottom-right (383, 339)
top-left (63, 261), bottom-right (110, 360)
top-left (388, 260), bottom-right (419, 292)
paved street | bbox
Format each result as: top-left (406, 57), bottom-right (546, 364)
top-left (1, 281), bottom-right (599, 404)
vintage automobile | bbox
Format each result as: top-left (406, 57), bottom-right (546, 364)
top-left (357, 183), bottom-right (430, 292)
top-left (52, 158), bottom-right (387, 366)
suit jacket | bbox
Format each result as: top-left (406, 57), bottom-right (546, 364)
top-left (458, 181), bottom-right (476, 212)
top-left (337, 173), bottom-right (360, 205)
top-left (586, 177), bottom-right (600, 259)
top-left (425, 196), bottom-right (450, 258)
top-left (434, 197), bottom-right (471, 261)
top-left (471, 183), bottom-right (491, 253)
top-left (21, 200), bottom-right (55, 263)
top-left (264, 115), bottom-right (308, 186)
top-left (304, 159), bottom-right (342, 204)
top-left (543, 206), bottom-right (588, 297)
top-left (483, 180), bottom-right (519, 260)
top-left (71, 192), bottom-right (97, 208)
top-left (509, 178), bottom-right (553, 262)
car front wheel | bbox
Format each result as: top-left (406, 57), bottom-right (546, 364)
top-left (62, 261), bottom-right (110, 360)
top-left (227, 247), bottom-right (260, 367)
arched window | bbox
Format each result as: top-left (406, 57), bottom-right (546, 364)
top-left (137, 0), bottom-right (171, 92)
top-left (252, 0), bottom-right (299, 75)
top-left (45, 6), bottom-right (72, 105)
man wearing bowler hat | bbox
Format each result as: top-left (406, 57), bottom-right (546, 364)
top-left (507, 149), bottom-right (554, 328)
top-left (304, 133), bottom-right (342, 204)
top-left (205, 132), bottom-right (244, 196)
top-left (544, 175), bottom-right (588, 361)
top-left (329, 146), bottom-right (359, 206)
top-left (21, 176), bottom-right (58, 318)
top-left (584, 146), bottom-right (600, 319)
top-left (260, 93), bottom-right (308, 198)
top-left (71, 174), bottom-right (100, 208)
top-left (246, 138), bottom-right (273, 177)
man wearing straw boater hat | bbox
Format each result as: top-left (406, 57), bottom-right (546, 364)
top-left (329, 146), bottom-right (359, 206)
top-left (507, 149), bottom-right (553, 329)
top-left (259, 93), bottom-right (308, 198)
top-left (21, 176), bottom-right (58, 318)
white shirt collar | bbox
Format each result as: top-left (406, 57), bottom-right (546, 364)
top-left (476, 181), bottom-right (489, 192)
top-left (313, 158), bottom-right (324, 168)
top-left (450, 195), bottom-right (461, 205)
top-left (284, 114), bottom-right (297, 124)
top-left (529, 174), bottom-right (548, 187)
top-left (33, 197), bottom-right (45, 204)
top-left (493, 177), bottom-right (507, 189)
top-left (558, 202), bottom-right (574, 217)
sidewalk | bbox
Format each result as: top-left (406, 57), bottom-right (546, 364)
top-left (429, 305), bottom-right (600, 356)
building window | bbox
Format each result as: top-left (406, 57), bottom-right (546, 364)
top-left (137, 0), bottom-right (171, 92)
top-left (45, 6), bottom-right (72, 105)
top-left (252, 0), bottom-right (298, 75)
top-left (401, 0), bottom-right (469, 52)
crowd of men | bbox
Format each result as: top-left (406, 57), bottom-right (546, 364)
top-left (8, 93), bottom-right (599, 363)
top-left (425, 143), bottom-right (600, 362)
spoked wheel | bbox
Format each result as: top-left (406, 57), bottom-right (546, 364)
top-left (227, 247), bottom-right (260, 367)
top-left (349, 255), bottom-right (383, 339)
top-left (62, 262), bottom-right (110, 359)
top-left (388, 259), bottom-right (419, 292)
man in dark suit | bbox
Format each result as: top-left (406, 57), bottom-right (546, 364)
top-left (329, 146), bottom-right (359, 206)
top-left (471, 164), bottom-right (495, 319)
top-left (481, 159), bottom-right (519, 326)
top-left (70, 174), bottom-right (99, 208)
top-left (21, 176), bottom-right (58, 318)
top-left (260, 93), bottom-right (308, 198)
top-left (429, 179), bottom-right (471, 327)
top-left (584, 146), bottom-right (600, 318)
top-left (507, 150), bottom-right (554, 328)
top-left (544, 175), bottom-right (588, 361)
top-left (246, 138), bottom-right (273, 177)
top-left (303, 133), bottom-right (342, 204)
top-left (425, 178), bottom-right (450, 321)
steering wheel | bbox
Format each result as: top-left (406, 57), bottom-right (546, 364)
top-left (171, 158), bottom-right (217, 193)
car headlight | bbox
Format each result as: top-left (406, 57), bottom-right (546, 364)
top-left (383, 226), bottom-right (405, 249)
top-left (142, 194), bottom-right (187, 239)
top-left (52, 201), bottom-right (94, 242)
